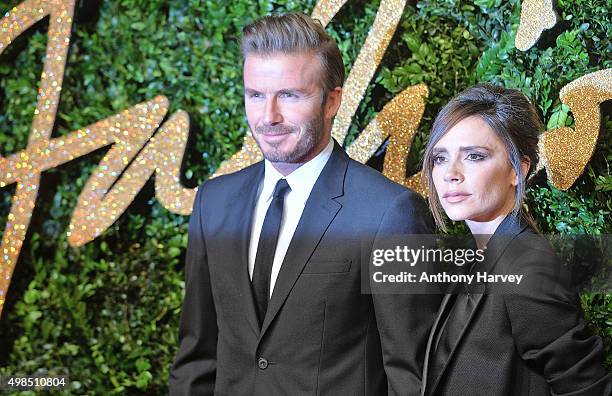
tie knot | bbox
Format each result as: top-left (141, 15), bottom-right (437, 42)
top-left (272, 178), bottom-right (290, 199)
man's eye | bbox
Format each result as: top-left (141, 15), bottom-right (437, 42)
top-left (466, 153), bottom-right (486, 161)
top-left (247, 92), bottom-right (263, 99)
top-left (279, 92), bottom-right (297, 99)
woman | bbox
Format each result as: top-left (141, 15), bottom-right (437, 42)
top-left (419, 84), bottom-right (610, 395)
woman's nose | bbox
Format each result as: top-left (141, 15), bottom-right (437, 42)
top-left (444, 160), bottom-right (464, 183)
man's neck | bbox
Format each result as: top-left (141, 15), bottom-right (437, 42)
top-left (270, 161), bottom-right (305, 176)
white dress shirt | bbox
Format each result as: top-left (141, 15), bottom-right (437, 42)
top-left (248, 138), bottom-right (334, 297)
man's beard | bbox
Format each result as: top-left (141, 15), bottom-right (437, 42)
top-left (253, 112), bottom-right (325, 163)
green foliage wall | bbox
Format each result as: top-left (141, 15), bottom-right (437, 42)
top-left (0, 0), bottom-right (609, 393)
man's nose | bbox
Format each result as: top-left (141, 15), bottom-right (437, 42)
top-left (263, 97), bottom-right (283, 126)
top-left (444, 159), bottom-right (464, 183)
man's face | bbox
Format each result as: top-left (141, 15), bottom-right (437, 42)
top-left (243, 52), bottom-right (336, 164)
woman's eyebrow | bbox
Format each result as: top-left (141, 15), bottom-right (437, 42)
top-left (458, 145), bottom-right (491, 152)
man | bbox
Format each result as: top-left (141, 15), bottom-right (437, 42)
top-left (169, 13), bottom-right (439, 395)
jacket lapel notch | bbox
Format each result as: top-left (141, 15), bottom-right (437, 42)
top-left (481, 215), bottom-right (529, 272)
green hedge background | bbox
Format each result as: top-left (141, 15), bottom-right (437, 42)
top-left (0, 0), bottom-right (609, 393)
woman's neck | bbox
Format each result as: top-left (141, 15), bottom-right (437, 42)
top-left (465, 214), bottom-right (508, 249)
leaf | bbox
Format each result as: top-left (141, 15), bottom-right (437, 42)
top-left (547, 104), bottom-right (570, 129)
top-left (130, 22), bottom-right (146, 31)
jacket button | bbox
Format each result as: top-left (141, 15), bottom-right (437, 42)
top-left (257, 357), bottom-right (269, 370)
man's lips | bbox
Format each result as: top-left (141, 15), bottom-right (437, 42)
top-left (257, 132), bottom-right (290, 144)
top-left (255, 126), bottom-right (297, 145)
top-left (258, 131), bottom-right (290, 136)
top-left (256, 126), bottom-right (296, 137)
top-left (442, 191), bottom-right (471, 203)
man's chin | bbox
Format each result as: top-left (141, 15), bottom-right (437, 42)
top-left (262, 151), bottom-right (295, 163)
top-left (258, 141), bottom-right (299, 163)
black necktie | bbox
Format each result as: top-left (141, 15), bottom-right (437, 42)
top-left (252, 178), bottom-right (291, 327)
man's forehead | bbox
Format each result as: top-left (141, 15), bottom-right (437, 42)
top-left (243, 52), bottom-right (323, 87)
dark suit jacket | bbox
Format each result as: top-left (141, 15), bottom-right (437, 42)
top-left (421, 215), bottom-right (611, 396)
top-left (169, 141), bottom-right (440, 395)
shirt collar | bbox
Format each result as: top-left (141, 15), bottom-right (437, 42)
top-left (261, 137), bottom-right (334, 203)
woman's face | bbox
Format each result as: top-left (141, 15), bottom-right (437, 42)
top-left (431, 115), bottom-right (518, 224)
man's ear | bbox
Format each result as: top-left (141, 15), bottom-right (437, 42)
top-left (324, 86), bottom-right (342, 119)
top-left (513, 156), bottom-right (531, 186)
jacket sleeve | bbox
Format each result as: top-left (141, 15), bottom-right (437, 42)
top-left (169, 184), bottom-right (218, 395)
top-left (502, 240), bottom-right (611, 396)
top-left (371, 190), bottom-right (443, 396)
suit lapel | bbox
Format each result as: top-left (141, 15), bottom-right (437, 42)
top-left (426, 287), bottom-right (485, 395)
top-left (421, 292), bottom-right (453, 396)
top-left (227, 162), bottom-right (264, 337)
top-left (425, 215), bottom-right (529, 395)
top-left (480, 215), bottom-right (529, 275)
top-left (259, 142), bottom-right (348, 338)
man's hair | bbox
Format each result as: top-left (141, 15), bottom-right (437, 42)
top-left (241, 12), bottom-right (345, 94)
top-left (422, 83), bottom-right (543, 231)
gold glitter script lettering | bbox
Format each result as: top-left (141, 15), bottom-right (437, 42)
top-left (66, 100), bottom-right (195, 247)
top-left (0, 1), bottom-right (195, 316)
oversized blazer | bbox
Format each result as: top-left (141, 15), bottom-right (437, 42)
top-left (169, 141), bottom-right (441, 396)
top-left (421, 215), bottom-right (611, 396)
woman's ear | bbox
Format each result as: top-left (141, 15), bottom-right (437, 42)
top-left (513, 156), bottom-right (531, 186)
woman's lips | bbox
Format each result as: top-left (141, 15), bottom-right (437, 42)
top-left (443, 191), bottom-right (471, 203)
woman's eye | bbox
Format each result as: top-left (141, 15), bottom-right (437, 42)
top-left (466, 153), bottom-right (486, 161)
top-left (432, 155), bottom-right (446, 165)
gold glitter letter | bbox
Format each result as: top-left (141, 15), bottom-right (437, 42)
top-left (347, 84), bottom-right (428, 195)
top-left (0, 1), bottom-right (196, 317)
top-left (0, 0), bottom-right (76, 314)
top-left (538, 69), bottom-right (612, 189)
top-left (515, 0), bottom-right (558, 51)
top-left (67, 98), bottom-right (196, 247)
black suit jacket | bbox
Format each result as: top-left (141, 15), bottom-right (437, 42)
top-left (169, 141), bottom-right (440, 395)
top-left (421, 215), bottom-right (611, 396)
